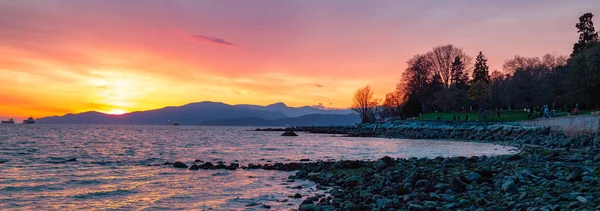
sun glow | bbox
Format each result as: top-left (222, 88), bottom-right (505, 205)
top-left (107, 109), bottom-right (127, 115)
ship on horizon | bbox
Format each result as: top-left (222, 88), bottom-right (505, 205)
top-left (1, 118), bottom-right (15, 124)
top-left (167, 120), bottom-right (179, 126)
top-left (22, 117), bottom-right (35, 124)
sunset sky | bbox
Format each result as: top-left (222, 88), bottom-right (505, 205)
top-left (1, 1), bottom-right (599, 120)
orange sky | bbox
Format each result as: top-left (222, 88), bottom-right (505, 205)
top-left (1, 1), bottom-right (599, 120)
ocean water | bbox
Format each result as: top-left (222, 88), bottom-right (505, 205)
top-left (0, 125), bottom-right (517, 210)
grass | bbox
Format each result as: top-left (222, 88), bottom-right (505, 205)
top-left (413, 110), bottom-right (596, 122)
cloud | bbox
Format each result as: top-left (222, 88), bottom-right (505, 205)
top-left (191, 34), bottom-right (236, 46)
top-left (316, 84), bottom-right (323, 88)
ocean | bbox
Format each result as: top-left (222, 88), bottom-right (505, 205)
top-left (0, 125), bottom-right (517, 210)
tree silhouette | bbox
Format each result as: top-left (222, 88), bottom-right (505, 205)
top-left (351, 85), bottom-right (379, 123)
top-left (572, 13), bottom-right (599, 57)
top-left (472, 51), bottom-right (491, 84)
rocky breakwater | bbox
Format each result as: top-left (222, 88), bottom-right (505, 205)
top-left (287, 148), bottom-right (600, 210)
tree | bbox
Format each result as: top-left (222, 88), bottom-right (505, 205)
top-left (403, 54), bottom-right (433, 114)
top-left (566, 42), bottom-right (600, 109)
top-left (382, 91), bottom-right (405, 119)
top-left (427, 45), bottom-right (472, 88)
top-left (450, 56), bottom-right (469, 90)
top-left (490, 71), bottom-right (505, 109)
top-left (469, 51), bottom-right (491, 109)
top-left (469, 80), bottom-right (492, 109)
top-left (472, 51), bottom-right (491, 84)
top-left (572, 13), bottom-right (599, 57)
top-left (351, 85), bottom-right (379, 123)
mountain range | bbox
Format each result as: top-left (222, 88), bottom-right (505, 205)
top-left (36, 101), bottom-right (358, 126)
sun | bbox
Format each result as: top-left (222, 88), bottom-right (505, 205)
top-left (107, 109), bottom-right (127, 115)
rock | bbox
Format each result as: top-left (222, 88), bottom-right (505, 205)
top-left (576, 196), bottom-right (587, 203)
top-left (344, 175), bottom-right (365, 186)
top-left (67, 158), bottom-right (76, 162)
top-left (261, 204), bottom-right (271, 209)
top-left (502, 180), bottom-right (517, 194)
top-left (435, 183), bottom-right (450, 191)
top-left (566, 171), bottom-right (582, 182)
top-left (466, 172), bottom-right (482, 183)
top-left (450, 176), bottom-right (467, 193)
top-left (289, 193), bottom-right (302, 198)
top-left (489, 205), bottom-right (504, 211)
top-left (299, 204), bottom-right (316, 211)
top-left (199, 162), bottom-right (214, 169)
top-left (189, 164), bottom-right (199, 170)
top-left (299, 158), bottom-right (310, 161)
top-left (408, 203), bottom-right (423, 211)
top-left (194, 159), bottom-right (203, 163)
top-left (373, 160), bottom-right (387, 170)
top-left (582, 176), bottom-right (595, 183)
top-left (415, 179), bottom-right (431, 187)
top-left (173, 162), bottom-right (188, 168)
top-left (245, 202), bottom-right (261, 206)
top-left (281, 131), bottom-right (298, 136)
top-left (343, 202), bottom-right (358, 210)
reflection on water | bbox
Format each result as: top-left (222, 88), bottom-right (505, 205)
top-left (0, 125), bottom-right (517, 210)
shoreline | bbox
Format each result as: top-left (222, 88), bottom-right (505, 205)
top-left (246, 123), bottom-right (600, 210)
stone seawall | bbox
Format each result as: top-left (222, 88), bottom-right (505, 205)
top-left (283, 121), bottom-right (599, 149)
top-left (518, 115), bottom-right (600, 136)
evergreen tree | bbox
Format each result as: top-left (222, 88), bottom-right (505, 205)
top-left (572, 13), bottom-right (599, 57)
top-left (469, 51), bottom-right (491, 109)
top-left (450, 56), bottom-right (469, 90)
top-left (471, 51), bottom-right (491, 84)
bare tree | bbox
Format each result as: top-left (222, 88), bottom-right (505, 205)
top-left (427, 45), bottom-right (472, 88)
top-left (351, 85), bottom-right (378, 123)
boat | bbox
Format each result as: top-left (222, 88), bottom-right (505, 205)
top-left (167, 120), bottom-right (180, 126)
top-left (22, 117), bottom-right (35, 124)
top-left (1, 118), bottom-right (15, 124)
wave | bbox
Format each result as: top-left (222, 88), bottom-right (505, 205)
top-left (73, 189), bottom-right (137, 199)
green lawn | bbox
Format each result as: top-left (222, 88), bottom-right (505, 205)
top-left (412, 110), bottom-right (595, 122)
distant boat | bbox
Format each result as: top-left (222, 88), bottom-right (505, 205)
top-left (22, 117), bottom-right (35, 124)
top-left (167, 120), bottom-right (180, 126)
top-left (1, 118), bottom-right (15, 124)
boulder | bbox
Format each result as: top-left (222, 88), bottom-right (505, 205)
top-left (566, 171), bottom-right (582, 182)
top-left (502, 180), bottom-right (517, 193)
top-left (173, 162), bottom-right (188, 168)
top-left (281, 131), bottom-right (299, 136)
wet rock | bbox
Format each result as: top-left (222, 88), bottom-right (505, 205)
top-left (194, 159), bottom-right (204, 163)
top-left (466, 172), bottom-right (482, 183)
top-left (173, 162), bottom-right (188, 168)
top-left (289, 193), bottom-right (302, 198)
top-left (566, 171), bottom-right (582, 182)
top-left (502, 180), bottom-right (517, 194)
top-left (189, 164), bottom-right (199, 170)
top-left (245, 202), bottom-right (261, 206)
top-left (415, 179), bottom-right (431, 187)
top-left (299, 158), bottom-right (310, 161)
top-left (450, 176), bottom-right (467, 193)
top-left (299, 204), bottom-right (316, 211)
top-left (261, 204), bottom-right (271, 209)
top-left (408, 203), bottom-right (423, 211)
top-left (576, 196), bottom-right (587, 203)
top-left (281, 131), bottom-right (298, 136)
top-left (199, 162), bottom-right (214, 169)
top-left (67, 158), bottom-right (76, 162)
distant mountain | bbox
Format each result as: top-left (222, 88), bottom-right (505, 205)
top-left (36, 101), bottom-right (356, 125)
top-left (200, 114), bottom-right (360, 126)
top-left (236, 102), bottom-right (353, 117)
top-left (37, 101), bottom-right (287, 125)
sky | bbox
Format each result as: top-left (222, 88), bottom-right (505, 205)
top-left (1, 0), bottom-right (599, 120)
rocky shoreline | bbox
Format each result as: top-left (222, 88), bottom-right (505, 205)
top-left (181, 123), bottom-right (600, 210)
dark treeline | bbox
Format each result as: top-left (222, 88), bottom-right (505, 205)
top-left (351, 13), bottom-right (600, 123)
